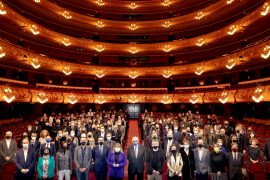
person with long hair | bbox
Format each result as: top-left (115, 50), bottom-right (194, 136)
top-left (167, 143), bottom-right (183, 180)
top-left (37, 147), bottom-right (55, 180)
top-left (210, 144), bottom-right (227, 180)
top-left (56, 141), bottom-right (72, 180)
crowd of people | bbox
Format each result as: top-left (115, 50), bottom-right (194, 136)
top-left (0, 109), bottom-right (270, 180)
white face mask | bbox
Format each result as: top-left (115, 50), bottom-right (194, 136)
top-left (115, 147), bottom-right (121, 153)
top-left (107, 136), bottom-right (111, 141)
top-left (23, 144), bottom-right (29, 149)
top-left (31, 136), bottom-right (37, 141)
top-left (184, 144), bottom-right (189, 149)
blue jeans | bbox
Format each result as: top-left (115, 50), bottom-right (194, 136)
top-left (76, 169), bottom-right (89, 180)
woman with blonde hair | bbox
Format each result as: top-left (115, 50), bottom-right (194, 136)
top-left (108, 143), bottom-right (127, 180)
top-left (167, 143), bottom-right (183, 180)
top-left (39, 130), bottom-right (50, 144)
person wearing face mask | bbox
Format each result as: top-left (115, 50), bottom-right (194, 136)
top-left (56, 141), bottom-right (72, 180)
top-left (15, 138), bottom-right (36, 180)
top-left (37, 147), bottom-right (55, 180)
top-left (40, 136), bottom-right (56, 157)
top-left (246, 131), bottom-right (255, 146)
top-left (105, 132), bottom-right (116, 152)
top-left (247, 138), bottom-right (263, 165)
top-left (127, 136), bottom-right (145, 180)
top-left (163, 132), bottom-right (179, 158)
top-left (207, 128), bottom-right (216, 149)
top-left (92, 137), bottom-right (110, 180)
top-left (172, 125), bottom-right (181, 142)
top-left (108, 143), bottom-right (127, 180)
top-left (112, 125), bottom-right (122, 143)
top-left (70, 130), bottom-right (79, 146)
top-left (39, 130), bottom-right (50, 145)
top-left (235, 127), bottom-right (245, 153)
top-left (180, 140), bottom-right (195, 180)
top-left (167, 144), bottom-right (183, 180)
top-left (74, 137), bottom-right (92, 180)
top-left (30, 132), bottom-right (40, 158)
top-left (146, 139), bottom-right (165, 180)
top-left (216, 139), bottom-right (227, 155)
top-left (193, 139), bottom-right (210, 180)
top-left (210, 144), bottom-right (227, 180)
top-left (18, 132), bottom-right (29, 149)
top-left (227, 143), bottom-right (244, 180)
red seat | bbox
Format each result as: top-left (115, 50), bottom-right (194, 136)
top-left (265, 161), bottom-right (270, 173)
top-left (2, 162), bottom-right (16, 173)
top-left (248, 162), bottom-right (267, 179)
top-left (0, 173), bottom-right (15, 179)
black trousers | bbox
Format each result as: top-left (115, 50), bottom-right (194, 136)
top-left (196, 173), bottom-right (208, 180)
top-left (96, 171), bottom-right (107, 180)
top-left (109, 177), bottom-right (123, 180)
top-left (128, 172), bottom-right (144, 180)
top-left (168, 175), bottom-right (181, 180)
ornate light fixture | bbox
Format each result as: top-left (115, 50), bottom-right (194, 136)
top-left (0, 46), bottom-right (5, 58)
top-left (128, 95), bottom-right (139, 103)
top-left (252, 86), bottom-right (264, 103)
top-left (0, 2), bottom-right (7, 15)
top-left (196, 38), bottom-right (205, 46)
top-left (30, 25), bottom-right (39, 35)
top-left (195, 67), bottom-right (204, 75)
top-left (96, 0), bottom-right (105, 6)
top-left (128, 71), bottom-right (139, 79)
top-left (95, 44), bottom-right (104, 52)
top-left (162, 70), bottom-right (172, 78)
top-left (128, 46), bottom-right (139, 54)
top-left (261, 2), bottom-right (269, 16)
top-left (61, 38), bottom-right (71, 46)
top-left (33, 0), bottom-right (41, 3)
top-left (195, 11), bottom-right (204, 20)
top-left (162, 44), bottom-right (172, 52)
top-left (37, 91), bottom-right (48, 104)
top-left (261, 45), bottom-right (270, 59)
top-left (68, 93), bottom-right (77, 104)
top-left (227, 0), bottom-right (235, 4)
top-left (129, 2), bottom-right (138, 9)
top-left (128, 23), bottom-right (138, 31)
top-left (31, 58), bottom-right (41, 69)
top-left (219, 90), bottom-right (229, 104)
top-left (96, 20), bottom-right (105, 28)
top-left (62, 11), bottom-right (72, 19)
top-left (95, 70), bottom-right (105, 78)
top-left (161, 94), bottom-right (172, 104)
top-left (96, 95), bottom-right (106, 104)
top-left (2, 87), bottom-right (15, 103)
top-left (226, 59), bottom-right (236, 69)
top-left (162, 21), bottom-right (172, 28)
top-left (227, 25), bottom-right (237, 35)
top-left (62, 66), bottom-right (72, 75)
top-left (189, 94), bottom-right (199, 104)
top-left (162, 0), bottom-right (171, 6)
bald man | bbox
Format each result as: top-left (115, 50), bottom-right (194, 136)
top-left (127, 136), bottom-right (146, 180)
top-left (0, 131), bottom-right (17, 170)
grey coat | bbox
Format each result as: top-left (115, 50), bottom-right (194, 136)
top-left (56, 149), bottom-right (72, 171)
top-left (193, 147), bottom-right (210, 174)
top-left (127, 144), bottom-right (145, 174)
top-left (0, 139), bottom-right (17, 162)
top-left (74, 146), bottom-right (92, 170)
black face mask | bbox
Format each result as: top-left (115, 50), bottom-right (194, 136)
top-left (168, 137), bottom-right (173, 140)
top-left (81, 142), bottom-right (86, 146)
top-left (233, 140), bottom-right (237, 143)
top-left (198, 144), bottom-right (203, 148)
top-left (6, 136), bottom-right (11, 139)
top-left (236, 130), bottom-right (240, 133)
top-left (43, 153), bottom-right (49, 156)
top-left (171, 150), bottom-right (176, 154)
top-left (99, 142), bottom-right (104, 145)
top-left (152, 146), bottom-right (158, 149)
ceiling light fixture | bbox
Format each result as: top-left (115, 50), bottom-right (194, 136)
top-left (162, 21), bottom-right (172, 28)
top-left (96, 20), bottom-right (105, 28)
top-left (227, 25), bottom-right (237, 35)
top-left (96, 95), bottom-right (106, 104)
top-left (128, 46), bottom-right (139, 54)
top-left (68, 93), bottom-right (77, 104)
top-left (61, 38), bottom-right (71, 46)
top-left (33, 0), bottom-right (41, 3)
top-left (195, 67), bottom-right (204, 75)
top-left (128, 23), bottom-right (138, 31)
top-left (37, 91), bottom-right (48, 104)
top-left (219, 90), bottom-right (229, 104)
top-left (252, 86), bottom-right (264, 103)
top-left (261, 2), bottom-right (269, 16)
top-left (129, 2), bottom-right (138, 9)
top-left (196, 38), bottom-right (205, 46)
top-left (227, 0), bottom-right (235, 4)
top-left (0, 2), bottom-right (7, 15)
top-left (3, 87), bottom-right (15, 103)
top-left (162, 0), bottom-right (171, 6)
top-left (226, 59), bottom-right (236, 69)
top-left (63, 66), bottom-right (72, 75)
top-left (195, 11), bottom-right (204, 20)
top-left (161, 94), bottom-right (172, 104)
top-left (62, 11), bottom-right (72, 19)
top-left (261, 45), bottom-right (270, 59)
top-left (162, 70), bottom-right (172, 78)
top-left (31, 58), bottom-right (41, 69)
top-left (162, 44), bottom-right (172, 52)
top-left (128, 95), bottom-right (139, 103)
top-left (128, 71), bottom-right (139, 79)
top-left (0, 46), bottom-right (5, 58)
top-left (96, 0), bottom-right (105, 6)
top-left (95, 70), bottom-right (105, 78)
top-left (190, 94), bottom-right (199, 104)
top-left (95, 44), bottom-right (104, 52)
top-left (30, 24), bottom-right (39, 35)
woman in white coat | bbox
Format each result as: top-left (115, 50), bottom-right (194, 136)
top-left (167, 143), bottom-right (183, 180)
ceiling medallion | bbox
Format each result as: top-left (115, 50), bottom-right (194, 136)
top-left (68, 93), bottom-right (77, 104)
top-left (95, 70), bottom-right (105, 78)
top-left (162, 70), bottom-right (172, 78)
top-left (2, 87), bottom-right (15, 103)
top-left (37, 91), bottom-right (48, 104)
top-left (195, 67), bottom-right (204, 75)
top-left (261, 2), bottom-right (269, 16)
top-left (196, 38), bottom-right (205, 46)
top-left (31, 58), bottom-right (41, 69)
top-left (219, 90), bottom-right (229, 104)
top-left (96, 20), bottom-right (105, 28)
top-left (128, 71), bottom-right (139, 79)
top-left (96, 0), bottom-right (105, 6)
top-left (128, 95), bottom-right (139, 103)
top-left (96, 95), bottom-right (106, 104)
top-left (189, 94), bottom-right (199, 104)
top-left (162, 0), bottom-right (171, 7)
top-left (0, 46), bottom-right (5, 58)
top-left (129, 2), bottom-right (138, 9)
top-left (30, 24), bottom-right (39, 35)
top-left (128, 46), bottom-right (139, 54)
top-left (162, 21), bottom-right (172, 28)
top-left (61, 38), bottom-right (71, 46)
top-left (226, 0), bottom-right (235, 4)
top-left (62, 66), bottom-right (72, 75)
top-left (252, 86), bottom-right (264, 103)
top-left (261, 45), bottom-right (270, 59)
top-left (128, 23), bottom-right (138, 31)
top-left (62, 11), bottom-right (72, 19)
top-left (95, 44), bottom-right (104, 52)
top-left (227, 25), bottom-right (237, 35)
top-left (163, 44), bottom-right (172, 52)
top-left (161, 94), bottom-right (172, 104)
top-left (226, 59), bottom-right (236, 69)
top-left (0, 2), bottom-right (7, 15)
top-left (195, 11), bottom-right (204, 20)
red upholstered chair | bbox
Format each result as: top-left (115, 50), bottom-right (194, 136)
top-left (2, 162), bottom-right (16, 174)
top-left (0, 173), bottom-right (15, 179)
top-left (266, 162), bottom-right (270, 173)
top-left (248, 162), bottom-right (266, 179)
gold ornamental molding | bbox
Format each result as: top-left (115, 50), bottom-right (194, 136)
top-left (1, 1), bottom-right (268, 55)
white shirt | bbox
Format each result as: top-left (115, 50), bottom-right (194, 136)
top-left (198, 148), bottom-right (203, 161)
top-left (23, 149), bottom-right (28, 162)
top-left (134, 145), bottom-right (138, 158)
top-left (6, 139), bottom-right (11, 149)
top-left (166, 140), bottom-right (172, 156)
top-left (46, 143), bottom-right (50, 148)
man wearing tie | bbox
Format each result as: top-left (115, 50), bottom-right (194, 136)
top-left (92, 137), bottom-right (110, 180)
top-left (163, 132), bottom-right (179, 158)
top-left (105, 132), bottom-right (116, 152)
top-left (193, 139), bottom-right (210, 180)
top-left (30, 132), bottom-right (40, 156)
top-left (0, 131), bottom-right (17, 170)
top-left (127, 136), bottom-right (146, 180)
top-left (39, 136), bottom-right (56, 156)
top-left (227, 143), bottom-right (244, 180)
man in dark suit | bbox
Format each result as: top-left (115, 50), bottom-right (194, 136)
top-left (235, 128), bottom-right (245, 153)
top-left (39, 136), bottom-right (56, 156)
top-left (30, 132), bottom-right (40, 155)
top-left (0, 131), bottom-right (17, 170)
top-left (104, 132), bottom-right (115, 152)
top-left (92, 136), bottom-right (110, 180)
top-left (163, 132), bottom-right (179, 158)
top-left (15, 138), bottom-right (36, 180)
top-left (264, 139), bottom-right (270, 161)
top-left (111, 125), bottom-right (121, 143)
top-left (127, 136), bottom-right (146, 180)
top-left (227, 143), bottom-right (244, 180)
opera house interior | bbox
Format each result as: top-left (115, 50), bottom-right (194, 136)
top-left (0, 0), bottom-right (270, 179)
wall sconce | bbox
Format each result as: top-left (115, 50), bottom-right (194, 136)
top-left (161, 95), bottom-right (172, 104)
top-left (37, 91), bottom-right (48, 104)
top-left (227, 0), bottom-right (234, 4)
top-left (129, 2), bottom-right (138, 9)
top-left (2, 87), bottom-right (15, 103)
top-left (195, 11), bottom-right (204, 20)
top-left (162, 70), bottom-right (172, 78)
top-left (128, 71), bottom-right (139, 79)
top-left (196, 38), bottom-right (205, 46)
top-left (31, 58), bottom-right (41, 69)
top-left (128, 47), bottom-right (139, 54)
top-left (261, 45), bottom-right (270, 59)
top-left (195, 67), bottom-right (204, 75)
top-left (162, 0), bottom-right (171, 6)
top-left (0, 46), bottom-right (5, 58)
top-left (226, 59), bottom-right (236, 69)
top-left (62, 11), bottom-right (72, 19)
top-left (162, 21), bottom-right (172, 28)
top-left (252, 86), bottom-right (264, 103)
top-left (96, 0), bottom-right (105, 6)
top-left (96, 20), bottom-right (105, 28)
top-left (61, 38), bottom-right (71, 46)
top-left (261, 2), bottom-right (269, 16)
top-left (128, 95), bottom-right (139, 103)
top-left (95, 44), bottom-right (104, 52)
top-left (227, 25), bottom-right (237, 35)
top-left (0, 2), bottom-right (7, 15)
top-left (190, 94), bottom-right (199, 104)
top-left (219, 90), bottom-right (229, 104)
top-left (63, 66), bottom-right (72, 75)
top-left (163, 44), bottom-right (172, 52)
top-left (128, 23), bottom-right (138, 31)
top-left (96, 95), bottom-right (106, 104)
top-left (68, 94), bottom-right (77, 104)
top-left (30, 25), bottom-right (39, 35)
top-left (95, 70), bottom-right (105, 78)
